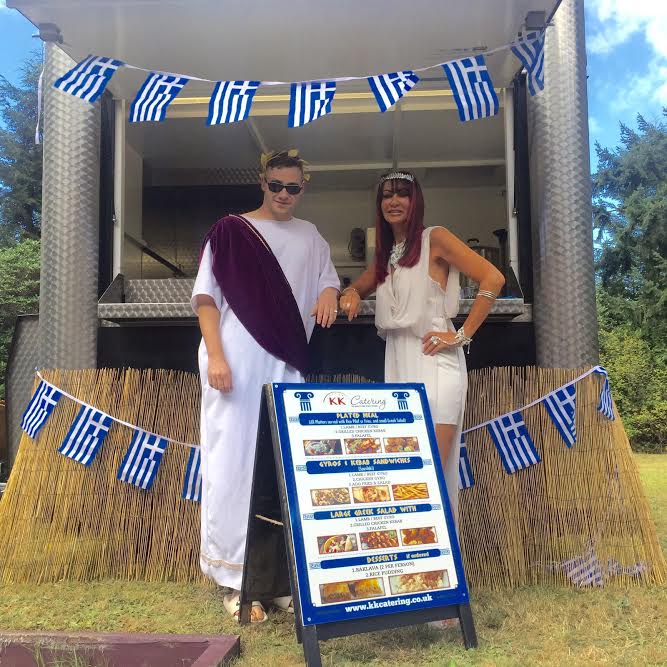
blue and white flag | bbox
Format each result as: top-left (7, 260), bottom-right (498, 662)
top-left (288, 81), bottom-right (336, 127)
top-left (544, 383), bottom-right (577, 447)
top-left (487, 411), bottom-right (541, 474)
top-left (458, 435), bottom-right (475, 490)
top-left (511, 31), bottom-right (545, 96)
top-left (58, 405), bottom-right (113, 466)
top-left (182, 446), bottom-right (202, 502)
top-left (118, 429), bottom-right (168, 490)
top-left (606, 557), bottom-right (647, 578)
top-left (130, 73), bottom-right (189, 122)
top-left (594, 367), bottom-right (615, 420)
top-left (560, 542), bottom-right (604, 587)
top-left (21, 381), bottom-right (63, 439)
top-left (368, 71), bottom-right (419, 112)
top-left (54, 55), bottom-right (124, 103)
top-left (207, 80), bottom-right (260, 125)
top-left (443, 55), bottom-right (499, 122)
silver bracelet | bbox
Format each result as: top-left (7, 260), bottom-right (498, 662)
top-left (455, 326), bottom-right (473, 353)
top-left (341, 286), bottom-right (360, 298)
top-left (477, 289), bottom-right (498, 300)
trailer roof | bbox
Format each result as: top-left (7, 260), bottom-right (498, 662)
top-left (9, 0), bottom-right (560, 99)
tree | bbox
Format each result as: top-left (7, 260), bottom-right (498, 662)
top-left (593, 110), bottom-right (667, 350)
top-left (593, 112), bottom-right (667, 452)
top-left (0, 52), bottom-right (43, 243)
top-left (0, 238), bottom-right (40, 398)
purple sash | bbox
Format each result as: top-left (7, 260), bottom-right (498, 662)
top-left (200, 215), bottom-right (309, 375)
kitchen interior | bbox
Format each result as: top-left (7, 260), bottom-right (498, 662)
top-left (100, 81), bottom-right (535, 375)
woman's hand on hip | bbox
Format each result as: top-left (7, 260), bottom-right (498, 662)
top-left (422, 331), bottom-right (460, 356)
top-left (208, 355), bottom-right (233, 392)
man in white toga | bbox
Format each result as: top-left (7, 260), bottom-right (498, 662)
top-left (191, 150), bottom-right (340, 622)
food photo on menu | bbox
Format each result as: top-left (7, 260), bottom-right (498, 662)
top-left (317, 533), bottom-right (358, 554)
top-left (400, 526), bottom-right (438, 545)
top-left (388, 569), bottom-right (451, 595)
top-left (391, 482), bottom-right (430, 501)
top-left (383, 436), bottom-right (420, 453)
top-left (303, 439), bottom-right (343, 456)
top-left (310, 487), bottom-right (351, 507)
top-left (359, 529), bottom-right (399, 550)
top-left (351, 485), bottom-right (390, 504)
top-left (344, 437), bottom-right (382, 455)
top-left (320, 577), bottom-right (386, 604)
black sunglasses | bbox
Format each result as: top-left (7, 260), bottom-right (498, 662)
top-left (266, 179), bottom-right (303, 195)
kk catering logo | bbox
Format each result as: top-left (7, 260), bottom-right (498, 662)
top-left (323, 391), bottom-right (347, 407)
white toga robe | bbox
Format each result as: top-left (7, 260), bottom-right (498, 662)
top-left (191, 216), bottom-right (340, 589)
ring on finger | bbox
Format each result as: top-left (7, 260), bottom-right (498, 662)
top-left (430, 335), bottom-right (440, 345)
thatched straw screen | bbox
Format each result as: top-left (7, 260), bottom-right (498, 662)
top-left (0, 367), bottom-right (663, 587)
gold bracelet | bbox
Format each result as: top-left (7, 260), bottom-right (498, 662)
top-left (341, 287), bottom-right (360, 297)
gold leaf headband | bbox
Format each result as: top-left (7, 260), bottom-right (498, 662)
top-left (259, 149), bottom-right (311, 181)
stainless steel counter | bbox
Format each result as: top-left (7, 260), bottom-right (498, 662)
top-left (98, 278), bottom-right (530, 322)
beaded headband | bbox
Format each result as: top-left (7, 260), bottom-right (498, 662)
top-left (380, 171), bottom-right (415, 183)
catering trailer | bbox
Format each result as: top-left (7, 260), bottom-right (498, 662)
top-left (4, 0), bottom-right (597, 468)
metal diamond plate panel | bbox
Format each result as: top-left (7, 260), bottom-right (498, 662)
top-left (99, 278), bottom-right (527, 320)
top-left (39, 43), bottom-right (100, 369)
top-left (125, 279), bottom-right (195, 303)
top-left (527, 0), bottom-right (599, 367)
top-left (5, 316), bottom-right (39, 470)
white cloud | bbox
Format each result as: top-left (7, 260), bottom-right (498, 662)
top-left (588, 116), bottom-right (603, 135)
top-left (608, 58), bottom-right (667, 112)
top-left (588, 1), bottom-right (667, 109)
top-left (587, 0), bottom-right (667, 58)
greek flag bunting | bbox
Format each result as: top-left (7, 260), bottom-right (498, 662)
top-left (560, 542), bottom-right (604, 587)
top-left (511, 32), bottom-right (545, 96)
top-left (594, 367), bottom-right (615, 420)
top-left (130, 73), bottom-right (189, 122)
top-left (288, 81), bottom-right (336, 127)
top-left (182, 446), bottom-right (202, 502)
top-left (443, 55), bottom-right (499, 122)
top-left (368, 71), bottom-right (420, 112)
top-left (543, 383), bottom-right (577, 447)
top-left (53, 55), bottom-right (124, 103)
top-left (458, 435), bottom-right (475, 490)
top-left (207, 80), bottom-right (261, 125)
top-left (606, 558), bottom-right (647, 578)
top-left (487, 411), bottom-right (541, 474)
top-left (58, 405), bottom-right (113, 466)
top-left (117, 429), bottom-right (168, 490)
top-left (21, 381), bottom-right (63, 439)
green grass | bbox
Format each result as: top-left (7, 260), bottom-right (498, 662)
top-left (1, 455), bottom-right (666, 666)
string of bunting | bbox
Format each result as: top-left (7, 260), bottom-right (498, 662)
top-left (20, 365), bottom-right (613, 506)
top-left (52, 32), bottom-right (545, 127)
top-left (457, 365), bottom-right (614, 490)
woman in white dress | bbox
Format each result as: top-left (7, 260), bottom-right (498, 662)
top-left (339, 171), bottom-right (504, 526)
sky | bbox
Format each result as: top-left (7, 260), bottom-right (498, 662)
top-left (1, 0), bottom-right (666, 172)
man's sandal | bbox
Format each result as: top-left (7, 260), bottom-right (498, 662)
top-left (223, 591), bottom-right (267, 623)
top-left (272, 595), bottom-right (295, 614)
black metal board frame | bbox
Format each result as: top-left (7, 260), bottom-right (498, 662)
top-left (240, 385), bottom-right (477, 667)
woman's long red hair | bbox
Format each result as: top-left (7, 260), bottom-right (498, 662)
top-left (374, 175), bottom-right (425, 285)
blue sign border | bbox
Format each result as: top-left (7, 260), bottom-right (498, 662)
top-left (272, 382), bottom-right (470, 626)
